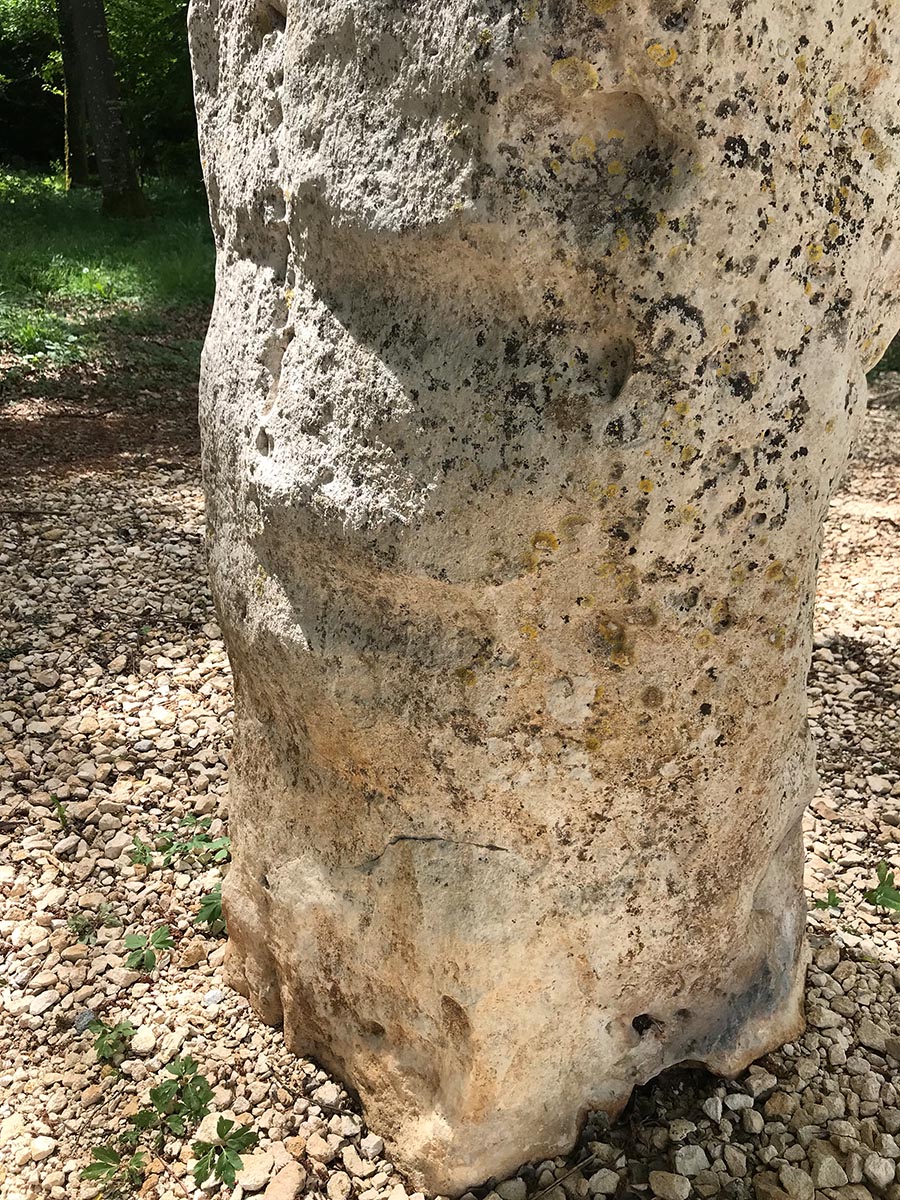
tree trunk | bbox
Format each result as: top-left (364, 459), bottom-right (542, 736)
top-left (56, 0), bottom-right (146, 216)
top-left (56, 0), bottom-right (90, 189)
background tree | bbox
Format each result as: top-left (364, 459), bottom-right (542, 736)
top-left (0, 0), bottom-right (200, 190)
top-left (55, 0), bottom-right (89, 187)
top-left (56, 0), bottom-right (146, 215)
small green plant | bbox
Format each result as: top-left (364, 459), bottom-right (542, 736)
top-left (192, 1117), bottom-right (259, 1188)
top-left (51, 793), bottom-right (68, 829)
top-left (122, 1056), bottom-right (214, 1143)
top-left (80, 1146), bottom-right (147, 1195)
top-left (67, 902), bottom-right (121, 945)
top-left (158, 815), bottom-right (230, 867)
top-left (813, 888), bottom-right (842, 911)
top-left (128, 835), bottom-right (154, 866)
top-left (195, 882), bottom-right (225, 935)
top-left (82, 1055), bottom-right (247, 1194)
top-left (125, 925), bottom-right (174, 971)
top-left (864, 862), bottom-right (900, 912)
top-left (88, 1019), bottom-right (136, 1063)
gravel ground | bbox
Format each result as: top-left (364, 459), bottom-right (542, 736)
top-left (0, 380), bottom-right (898, 1200)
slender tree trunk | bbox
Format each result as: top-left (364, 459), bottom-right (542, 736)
top-left (56, 0), bottom-right (147, 216)
top-left (56, 0), bottom-right (91, 189)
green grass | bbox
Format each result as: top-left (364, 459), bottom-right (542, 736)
top-left (0, 168), bottom-right (214, 370)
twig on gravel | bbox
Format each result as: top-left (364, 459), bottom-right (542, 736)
top-left (529, 1154), bottom-right (599, 1200)
top-left (157, 1152), bottom-right (193, 1198)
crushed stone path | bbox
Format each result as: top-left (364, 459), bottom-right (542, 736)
top-left (0, 382), bottom-right (898, 1200)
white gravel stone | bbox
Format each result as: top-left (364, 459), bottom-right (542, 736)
top-left (649, 1172), bottom-right (691, 1200)
top-left (28, 1137), bottom-right (56, 1163)
top-left (130, 1026), bottom-right (157, 1056)
top-left (673, 1145), bottom-right (710, 1177)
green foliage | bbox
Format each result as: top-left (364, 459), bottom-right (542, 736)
top-left (50, 792), bottom-right (68, 828)
top-left (120, 1056), bottom-right (213, 1143)
top-left (128, 835), bottom-right (154, 866)
top-left (158, 815), bottom-right (230, 868)
top-left (67, 902), bottom-right (121, 945)
top-left (864, 862), bottom-right (900, 912)
top-left (88, 1019), bottom-right (135, 1063)
top-left (193, 1117), bottom-right (259, 1188)
top-left (82, 1058), bottom-right (252, 1197)
top-left (813, 888), bottom-right (842, 911)
top-left (80, 1145), bottom-right (147, 1194)
top-left (195, 882), bottom-right (225, 935)
top-left (0, 171), bottom-right (213, 383)
top-left (124, 925), bottom-right (173, 971)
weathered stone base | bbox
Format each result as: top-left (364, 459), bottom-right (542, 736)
top-left (223, 820), bottom-right (808, 1195)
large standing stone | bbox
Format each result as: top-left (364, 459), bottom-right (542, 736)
top-left (188, 1), bottom-right (900, 1192)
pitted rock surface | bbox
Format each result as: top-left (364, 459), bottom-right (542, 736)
top-left (188, 1), bottom-right (900, 1192)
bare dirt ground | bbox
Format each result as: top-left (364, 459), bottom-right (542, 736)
top-left (0, 373), bottom-right (897, 1200)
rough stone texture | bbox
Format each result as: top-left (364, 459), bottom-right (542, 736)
top-left (188, 1), bottom-right (900, 1194)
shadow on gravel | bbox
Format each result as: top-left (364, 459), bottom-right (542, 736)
top-left (0, 307), bottom-right (207, 479)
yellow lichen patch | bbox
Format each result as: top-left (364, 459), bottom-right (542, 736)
top-left (860, 126), bottom-right (890, 169)
top-left (679, 504), bottom-right (697, 522)
top-left (521, 551), bottom-right (539, 572)
top-left (593, 684), bottom-right (606, 703)
top-left (522, 0), bottom-right (539, 19)
top-left (610, 649), bottom-right (632, 668)
top-left (518, 621), bottom-right (539, 640)
top-left (585, 0), bottom-right (618, 12)
top-left (806, 243), bottom-right (824, 264)
top-left (283, 287), bottom-right (295, 304)
top-left (443, 118), bottom-right (463, 140)
top-left (829, 112), bottom-right (843, 132)
top-left (768, 626), bottom-right (786, 650)
top-left (606, 483), bottom-right (618, 498)
top-left (586, 479), bottom-right (603, 498)
top-left (549, 158), bottom-right (562, 175)
top-left (826, 221), bottom-right (841, 241)
top-left (730, 565), bottom-right (747, 586)
top-left (694, 630), bottom-right (714, 650)
top-left (607, 128), bottom-right (625, 142)
top-left (570, 134), bottom-right (597, 161)
top-left (607, 159), bottom-right (624, 176)
top-left (674, 399), bottom-right (690, 417)
top-left (478, 27), bottom-right (492, 44)
top-left (765, 560), bottom-right (785, 581)
top-left (637, 478), bottom-right (655, 494)
top-left (795, 54), bottom-right (807, 73)
top-left (614, 229), bottom-right (630, 252)
top-left (825, 418), bottom-right (835, 433)
top-left (721, 324), bottom-right (732, 338)
top-left (531, 530), bottom-right (559, 552)
top-left (551, 56), bottom-right (599, 97)
top-left (596, 561), bottom-right (617, 579)
top-left (680, 445), bottom-right (698, 465)
top-left (710, 598), bottom-right (731, 629)
top-left (455, 667), bottom-right (477, 687)
top-left (716, 361), bottom-right (732, 378)
top-left (646, 42), bottom-right (678, 68)
top-left (559, 513), bottom-right (588, 537)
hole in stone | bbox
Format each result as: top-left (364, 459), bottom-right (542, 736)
top-left (256, 428), bottom-right (273, 456)
top-left (632, 1013), bottom-right (662, 1035)
top-left (252, 0), bottom-right (286, 45)
top-left (263, 2), bottom-right (285, 33)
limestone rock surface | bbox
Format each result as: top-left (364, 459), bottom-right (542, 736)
top-left (189, 1), bottom-right (900, 1192)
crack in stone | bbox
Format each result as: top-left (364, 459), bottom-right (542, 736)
top-left (356, 834), bottom-right (510, 872)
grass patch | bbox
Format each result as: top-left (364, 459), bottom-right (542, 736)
top-left (0, 168), bottom-right (214, 375)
